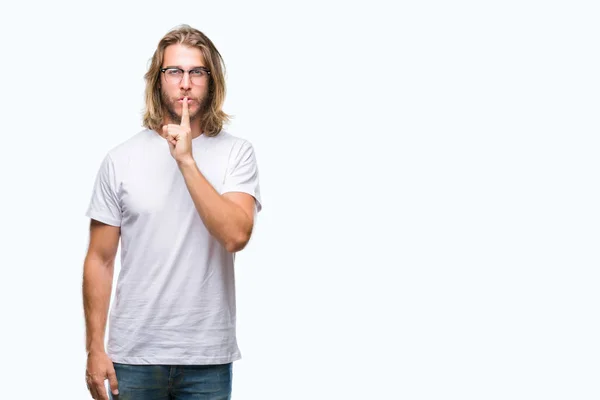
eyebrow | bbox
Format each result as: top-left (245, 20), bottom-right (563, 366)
top-left (163, 65), bottom-right (207, 69)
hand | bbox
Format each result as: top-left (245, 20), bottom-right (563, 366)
top-left (162, 96), bottom-right (194, 164)
top-left (86, 350), bottom-right (119, 399)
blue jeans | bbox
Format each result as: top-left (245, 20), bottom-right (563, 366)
top-left (109, 362), bottom-right (232, 400)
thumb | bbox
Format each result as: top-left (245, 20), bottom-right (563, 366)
top-left (107, 369), bottom-right (119, 396)
top-left (161, 125), bottom-right (168, 138)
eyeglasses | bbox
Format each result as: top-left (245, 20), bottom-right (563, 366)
top-left (160, 67), bottom-right (211, 85)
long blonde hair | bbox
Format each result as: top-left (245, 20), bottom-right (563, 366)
top-left (142, 24), bottom-right (230, 137)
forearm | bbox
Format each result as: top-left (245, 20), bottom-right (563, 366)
top-left (82, 256), bottom-right (114, 354)
top-left (177, 158), bottom-right (251, 251)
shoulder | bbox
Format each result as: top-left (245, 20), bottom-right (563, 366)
top-left (106, 129), bottom-right (162, 165)
top-left (205, 129), bottom-right (256, 159)
top-left (106, 129), bottom-right (156, 160)
top-left (208, 129), bottom-right (253, 148)
top-left (96, 129), bottom-right (156, 177)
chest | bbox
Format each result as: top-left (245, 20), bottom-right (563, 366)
top-left (119, 147), bottom-right (228, 217)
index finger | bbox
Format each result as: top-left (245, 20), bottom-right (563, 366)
top-left (181, 96), bottom-right (190, 128)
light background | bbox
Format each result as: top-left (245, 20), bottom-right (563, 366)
top-left (0, 1), bottom-right (598, 399)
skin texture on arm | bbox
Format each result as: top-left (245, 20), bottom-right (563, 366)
top-left (82, 219), bottom-right (120, 399)
top-left (178, 158), bottom-right (256, 252)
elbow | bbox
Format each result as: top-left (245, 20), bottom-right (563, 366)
top-left (225, 232), bottom-right (251, 253)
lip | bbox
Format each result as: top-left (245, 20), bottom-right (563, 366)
top-left (177, 98), bottom-right (194, 103)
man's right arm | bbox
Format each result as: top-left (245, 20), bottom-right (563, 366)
top-left (82, 219), bottom-right (120, 399)
top-left (83, 219), bottom-right (120, 354)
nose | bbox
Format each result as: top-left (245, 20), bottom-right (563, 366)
top-left (179, 71), bottom-right (192, 90)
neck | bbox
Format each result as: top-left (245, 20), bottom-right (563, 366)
top-left (189, 123), bottom-right (203, 139)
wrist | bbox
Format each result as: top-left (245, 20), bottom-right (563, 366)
top-left (87, 349), bottom-right (105, 357)
top-left (86, 343), bottom-right (105, 356)
top-left (177, 157), bottom-right (196, 168)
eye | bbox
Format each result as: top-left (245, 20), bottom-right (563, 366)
top-left (190, 69), bottom-right (206, 76)
top-left (166, 69), bottom-right (182, 76)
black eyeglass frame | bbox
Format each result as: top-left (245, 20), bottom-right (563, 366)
top-left (159, 67), bottom-right (211, 83)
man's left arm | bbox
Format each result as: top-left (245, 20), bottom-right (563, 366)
top-left (177, 158), bottom-right (255, 252)
top-left (162, 99), bottom-right (258, 252)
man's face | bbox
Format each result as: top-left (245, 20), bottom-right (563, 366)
top-left (160, 44), bottom-right (210, 125)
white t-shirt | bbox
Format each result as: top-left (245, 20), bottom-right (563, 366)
top-left (85, 128), bottom-right (262, 365)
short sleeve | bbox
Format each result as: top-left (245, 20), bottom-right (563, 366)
top-left (222, 140), bottom-right (262, 213)
top-left (85, 153), bottom-right (122, 226)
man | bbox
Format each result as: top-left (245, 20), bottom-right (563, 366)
top-left (82, 24), bottom-right (262, 400)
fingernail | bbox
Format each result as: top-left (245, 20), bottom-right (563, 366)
top-left (113, 390), bottom-right (119, 395)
